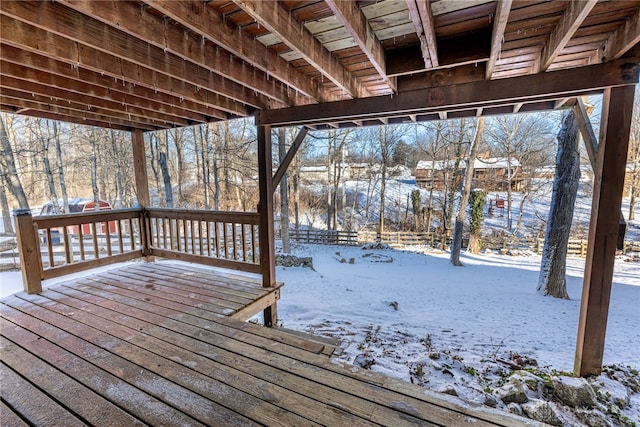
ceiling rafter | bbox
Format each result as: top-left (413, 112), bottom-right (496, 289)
top-left (232, 0), bottom-right (370, 99)
top-left (0, 13), bottom-right (251, 117)
top-left (0, 68), bottom-right (193, 127)
top-left (58, 0), bottom-right (307, 108)
top-left (143, 0), bottom-right (320, 102)
top-left (0, 93), bottom-right (160, 131)
top-left (604, 8), bottom-right (640, 60)
top-left (0, 2), bottom-right (262, 114)
top-left (0, 44), bottom-right (225, 123)
top-left (0, 107), bottom-right (133, 132)
top-left (405, 0), bottom-right (438, 68)
top-left (325, 0), bottom-right (395, 92)
top-left (540, 0), bottom-right (598, 71)
top-left (485, 0), bottom-right (513, 80)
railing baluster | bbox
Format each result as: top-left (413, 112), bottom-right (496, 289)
top-left (198, 220), bottom-right (203, 255)
top-left (232, 223), bottom-right (238, 260)
top-left (242, 224), bottom-right (247, 262)
top-left (252, 225), bottom-right (257, 263)
top-left (46, 228), bottom-right (55, 267)
top-left (117, 220), bottom-right (124, 254)
top-left (205, 221), bottom-right (211, 256)
top-left (78, 225), bottom-right (85, 260)
top-left (105, 222), bottom-right (112, 256)
top-left (128, 218), bottom-right (134, 251)
top-left (191, 220), bottom-right (196, 254)
top-left (62, 226), bottom-right (72, 264)
top-left (215, 222), bottom-right (221, 257)
top-left (182, 219), bottom-right (188, 253)
top-left (223, 222), bottom-right (229, 259)
top-left (91, 222), bottom-right (99, 259)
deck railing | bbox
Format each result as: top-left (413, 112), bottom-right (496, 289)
top-left (13, 207), bottom-right (262, 294)
top-left (146, 207), bottom-right (260, 274)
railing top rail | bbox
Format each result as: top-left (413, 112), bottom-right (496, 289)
top-left (146, 207), bottom-right (259, 224)
top-left (33, 208), bottom-right (143, 228)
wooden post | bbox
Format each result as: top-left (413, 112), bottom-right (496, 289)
top-left (575, 85), bottom-right (636, 377)
top-left (257, 124), bottom-right (277, 327)
top-left (13, 209), bottom-right (43, 294)
top-left (131, 129), bottom-right (153, 260)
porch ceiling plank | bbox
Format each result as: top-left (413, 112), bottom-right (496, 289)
top-left (405, 0), bottom-right (438, 68)
top-left (540, 0), bottom-right (598, 71)
top-left (325, 0), bottom-right (395, 92)
top-left (0, 88), bottom-right (170, 129)
top-left (0, 44), bottom-right (226, 122)
top-left (485, 0), bottom-right (513, 80)
top-left (58, 0), bottom-right (307, 108)
top-left (0, 95), bottom-right (159, 131)
top-left (232, 0), bottom-right (370, 99)
top-left (604, 9), bottom-right (640, 60)
top-left (0, 68), bottom-right (194, 127)
top-left (256, 57), bottom-right (639, 127)
top-left (142, 0), bottom-right (320, 102)
top-left (0, 2), bottom-right (259, 115)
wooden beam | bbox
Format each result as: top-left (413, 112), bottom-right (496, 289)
top-left (131, 130), bottom-right (151, 209)
top-left (574, 96), bottom-right (627, 250)
top-left (58, 0), bottom-right (306, 108)
top-left (485, 0), bottom-right (512, 80)
top-left (325, 0), bottom-right (395, 92)
top-left (405, 0), bottom-right (438, 68)
top-left (604, 9), bottom-right (640, 61)
top-left (144, 0), bottom-right (320, 102)
top-left (256, 58), bottom-right (639, 127)
top-left (575, 85), bottom-right (636, 377)
top-left (0, 4), bottom-right (258, 114)
top-left (233, 0), bottom-right (369, 99)
top-left (257, 125), bottom-right (277, 326)
top-left (272, 127), bottom-right (308, 190)
top-left (540, 0), bottom-right (598, 71)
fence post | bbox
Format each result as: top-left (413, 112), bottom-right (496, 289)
top-left (13, 209), bottom-right (43, 294)
top-left (581, 239), bottom-right (586, 257)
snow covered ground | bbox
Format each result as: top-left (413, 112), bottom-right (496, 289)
top-left (1, 244), bottom-right (638, 424)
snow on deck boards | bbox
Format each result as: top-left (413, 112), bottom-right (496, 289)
top-left (0, 264), bottom-right (542, 426)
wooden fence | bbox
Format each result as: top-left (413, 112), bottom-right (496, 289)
top-left (285, 228), bottom-right (640, 258)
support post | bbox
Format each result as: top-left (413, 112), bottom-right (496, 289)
top-left (257, 124), bottom-right (277, 326)
top-left (13, 209), bottom-right (42, 294)
top-left (131, 129), bottom-right (153, 260)
top-left (575, 85), bottom-right (636, 376)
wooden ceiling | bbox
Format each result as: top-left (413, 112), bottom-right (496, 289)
top-left (1, 0), bottom-right (639, 131)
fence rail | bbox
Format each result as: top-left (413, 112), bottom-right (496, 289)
top-left (285, 228), bottom-right (640, 258)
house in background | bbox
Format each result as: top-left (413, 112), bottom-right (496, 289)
top-left (472, 157), bottom-right (524, 191)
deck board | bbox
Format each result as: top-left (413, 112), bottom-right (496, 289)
top-left (0, 262), bottom-right (542, 427)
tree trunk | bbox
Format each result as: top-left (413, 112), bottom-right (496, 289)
top-left (53, 122), bottom-right (69, 212)
top-left (451, 117), bottom-right (485, 266)
top-left (0, 115), bottom-right (29, 209)
top-left (37, 120), bottom-right (60, 213)
top-left (278, 128), bottom-right (290, 253)
top-left (90, 130), bottom-right (100, 211)
top-left (0, 178), bottom-right (14, 233)
top-left (468, 189), bottom-right (485, 254)
top-left (537, 111), bottom-right (581, 299)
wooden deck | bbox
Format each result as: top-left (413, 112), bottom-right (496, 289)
top-left (0, 262), bottom-right (541, 426)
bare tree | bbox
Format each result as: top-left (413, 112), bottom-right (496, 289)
top-left (0, 114), bottom-right (29, 209)
top-left (537, 111), bottom-right (581, 299)
top-left (451, 117), bottom-right (485, 266)
top-left (278, 128), bottom-right (291, 253)
top-left (53, 121), bottom-right (70, 212)
top-left (628, 94), bottom-right (640, 220)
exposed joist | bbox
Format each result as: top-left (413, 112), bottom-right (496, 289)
top-left (58, 0), bottom-right (307, 108)
top-left (604, 9), bottom-right (640, 60)
top-left (325, 0), bottom-right (395, 92)
top-left (0, 14), bottom-right (250, 117)
top-left (143, 0), bottom-right (320, 102)
top-left (0, 94), bottom-right (158, 131)
top-left (0, 44), bottom-right (225, 122)
top-left (232, 0), bottom-right (369, 99)
top-left (0, 64), bottom-right (196, 127)
top-left (405, 0), bottom-right (438, 68)
top-left (540, 0), bottom-right (598, 71)
top-left (0, 2), bottom-right (259, 114)
top-left (485, 0), bottom-right (512, 80)
top-left (256, 58), bottom-right (639, 127)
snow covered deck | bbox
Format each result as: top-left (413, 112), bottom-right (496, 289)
top-left (0, 262), bottom-right (542, 426)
